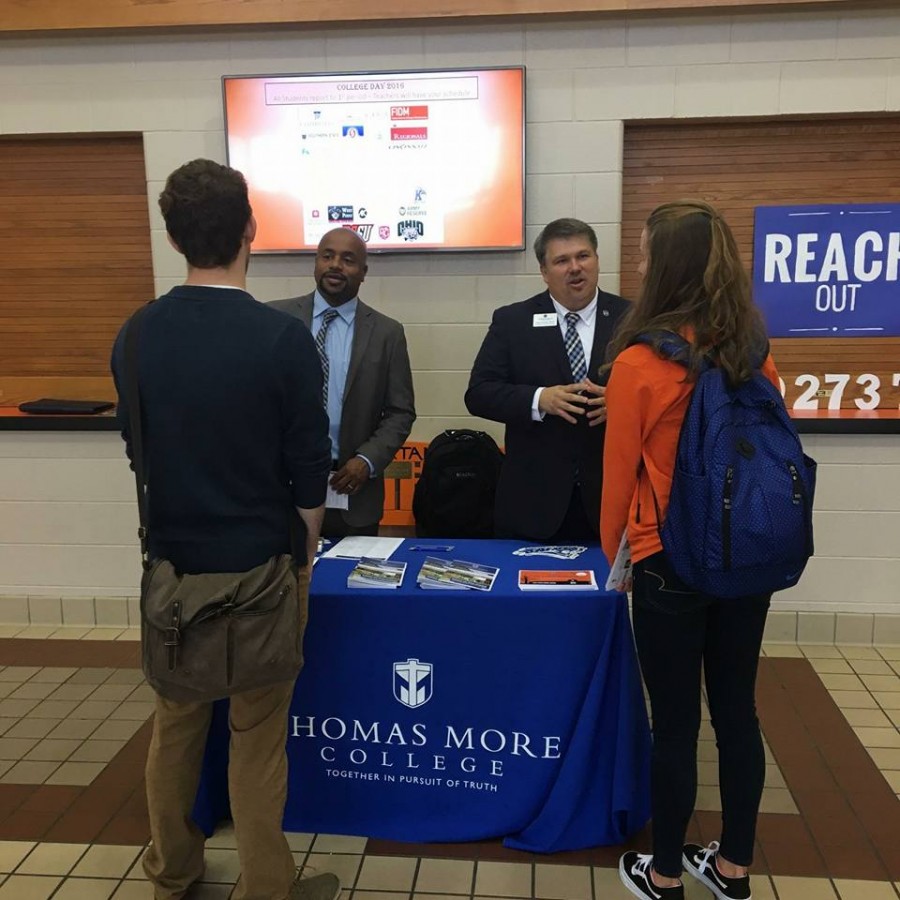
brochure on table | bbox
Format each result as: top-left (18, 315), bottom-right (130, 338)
top-left (322, 536), bottom-right (404, 560)
top-left (417, 557), bottom-right (499, 592)
top-left (347, 558), bottom-right (407, 589)
top-left (518, 570), bottom-right (598, 590)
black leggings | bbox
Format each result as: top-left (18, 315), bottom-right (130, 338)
top-left (632, 551), bottom-right (771, 877)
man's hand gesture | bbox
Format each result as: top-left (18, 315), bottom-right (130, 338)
top-left (538, 384), bottom-right (588, 424)
top-left (581, 378), bottom-right (607, 427)
top-left (538, 379), bottom-right (607, 426)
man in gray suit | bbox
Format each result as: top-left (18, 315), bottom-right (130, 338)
top-left (270, 227), bottom-right (415, 537)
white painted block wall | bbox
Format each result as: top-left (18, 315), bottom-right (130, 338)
top-left (0, 432), bottom-right (897, 630)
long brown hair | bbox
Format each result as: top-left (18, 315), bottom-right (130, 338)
top-left (607, 200), bottom-right (768, 386)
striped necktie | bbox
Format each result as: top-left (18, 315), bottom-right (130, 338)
top-left (315, 308), bottom-right (339, 406)
top-left (564, 311), bottom-right (587, 383)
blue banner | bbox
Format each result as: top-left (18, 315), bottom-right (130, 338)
top-left (752, 203), bottom-right (900, 337)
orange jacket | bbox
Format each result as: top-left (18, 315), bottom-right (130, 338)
top-left (600, 344), bottom-right (781, 567)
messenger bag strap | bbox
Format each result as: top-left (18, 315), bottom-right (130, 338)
top-left (123, 303), bottom-right (154, 571)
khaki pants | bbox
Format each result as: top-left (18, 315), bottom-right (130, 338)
top-left (142, 564), bottom-right (311, 900)
top-left (142, 679), bottom-right (298, 900)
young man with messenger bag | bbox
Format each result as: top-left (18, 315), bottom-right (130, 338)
top-left (111, 159), bottom-right (338, 900)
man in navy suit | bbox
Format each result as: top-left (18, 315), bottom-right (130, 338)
top-left (465, 218), bottom-right (629, 543)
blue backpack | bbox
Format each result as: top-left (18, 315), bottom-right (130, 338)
top-left (632, 332), bottom-right (816, 598)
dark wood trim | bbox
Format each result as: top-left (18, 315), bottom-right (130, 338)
top-left (0, 413), bottom-right (119, 431)
top-left (3, 411), bottom-right (898, 434)
top-left (0, 0), bottom-right (869, 35)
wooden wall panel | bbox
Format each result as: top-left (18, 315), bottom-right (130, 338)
top-left (620, 117), bottom-right (900, 412)
top-left (0, 135), bottom-right (153, 405)
top-left (0, 0), bottom-right (864, 33)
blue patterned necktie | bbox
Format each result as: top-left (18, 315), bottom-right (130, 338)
top-left (564, 311), bottom-right (587, 383)
top-left (314, 308), bottom-right (339, 406)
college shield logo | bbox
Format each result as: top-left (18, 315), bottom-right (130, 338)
top-left (378, 225), bottom-right (390, 240)
top-left (393, 658), bottom-right (433, 708)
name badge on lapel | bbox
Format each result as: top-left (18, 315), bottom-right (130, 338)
top-left (532, 313), bottom-right (557, 328)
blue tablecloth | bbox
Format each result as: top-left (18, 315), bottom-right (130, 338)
top-left (193, 539), bottom-right (650, 853)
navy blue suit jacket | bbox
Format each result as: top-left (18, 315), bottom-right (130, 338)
top-left (465, 289), bottom-right (629, 541)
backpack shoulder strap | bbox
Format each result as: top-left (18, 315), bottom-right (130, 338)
top-left (628, 330), bottom-right (692, 367)
top-left (626, 330), bottom-right (693, 531)
top-left (751, 338), bottom-right (771, 371)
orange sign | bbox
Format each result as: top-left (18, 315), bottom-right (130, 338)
top-left (379, 441), bottom-right (427, 527)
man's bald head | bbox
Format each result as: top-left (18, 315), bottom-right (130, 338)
top-left (314, 227), bottom-right (368, 306)
top-left (319, 227), bottom-right (367, 263)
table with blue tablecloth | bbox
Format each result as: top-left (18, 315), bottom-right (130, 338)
top-left (193, 539), bottom-right (650, 853)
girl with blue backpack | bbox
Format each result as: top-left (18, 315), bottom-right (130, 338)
top-left (601, 200), bottom-right (814, 900)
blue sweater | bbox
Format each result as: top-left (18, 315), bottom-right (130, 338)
top-left (111, 285), bottom-right (331, 573)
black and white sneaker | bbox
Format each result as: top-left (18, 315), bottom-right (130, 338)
top-left (618, 852), bottom-right (684, 900)
top-left (682, 841), bottom-right (751, 900)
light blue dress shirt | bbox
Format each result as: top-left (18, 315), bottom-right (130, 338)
top-left (312, 291), bottom-right (374, 476)
top-left (313, 290), bottom-right (355, 462)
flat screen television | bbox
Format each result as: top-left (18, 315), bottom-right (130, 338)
top-left (222, 67), bottom-right (525, 254)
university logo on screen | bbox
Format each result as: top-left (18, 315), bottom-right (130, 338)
top-left (342, 223), bottom-right (373, 242)
top-left (290, 657), bottom-right (564, 795)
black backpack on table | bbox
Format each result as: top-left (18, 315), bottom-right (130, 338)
top-left (412, 430), bottom-right (503, 538)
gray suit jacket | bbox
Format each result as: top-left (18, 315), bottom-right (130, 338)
top-left (268, 292), bottom-right (416, 527)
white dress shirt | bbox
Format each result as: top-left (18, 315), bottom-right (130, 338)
top-left (531, 291), bottom-right (599, 421)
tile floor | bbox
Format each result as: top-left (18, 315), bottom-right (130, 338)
top-left (0, 667), bottom-right (150, 787)
top-left (0, 629), bottom-right (897, 900)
